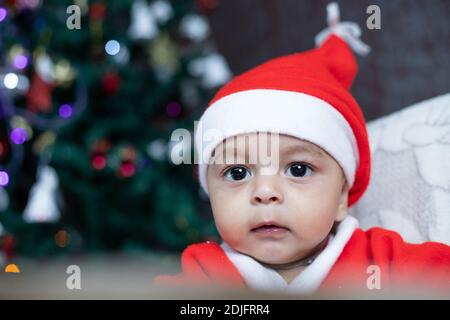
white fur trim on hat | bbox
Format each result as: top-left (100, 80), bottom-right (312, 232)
top-left (195, 89), bottom-right (359, 195)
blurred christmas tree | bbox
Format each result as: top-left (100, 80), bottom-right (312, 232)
top-left (0, 0), bottom-right (231, 259)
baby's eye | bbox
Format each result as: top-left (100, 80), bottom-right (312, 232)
top-left (224, 166), bottom-right (251, 181)
top-left (285, 163), bottom-right (313, 178)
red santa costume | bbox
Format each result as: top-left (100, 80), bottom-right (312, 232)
top-left (155, 218), bottom-right (450, 293)
top-left (155, 3), bottom-right (450, 294)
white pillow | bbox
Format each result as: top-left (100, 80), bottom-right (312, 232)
top-left (350, 93), bottom-right (450, 245)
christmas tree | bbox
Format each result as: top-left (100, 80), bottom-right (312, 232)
top-left (0, 0), bottom-right (230, 259)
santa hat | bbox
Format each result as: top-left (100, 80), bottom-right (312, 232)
top-left (195, 3), bottom-right (371, 207)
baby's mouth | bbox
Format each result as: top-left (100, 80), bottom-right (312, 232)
top-left (251, 222), bottom-right (290, 235)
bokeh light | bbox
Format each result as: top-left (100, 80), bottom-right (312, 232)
top-left (4, 73), bottom-right (19, 89)
top-left (119, 162), bottom-right (135, 177)
top-left (58, 104), bottom-right (73, 119)
top-left (13, 54), bottom-right (28, 69)
top-left (0, 8), bottom-right (7, 23)
top-left (10, 127), bottom-right (28, 144)
top-left (92, 155), bottom-right (107, 170)
top-left (0, 171), bottom-right (9, 186)
top-left (105, 40), bottom-right (120, 55)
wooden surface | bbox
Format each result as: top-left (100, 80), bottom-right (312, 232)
top-left (0, 253), bottom-right (446, 299)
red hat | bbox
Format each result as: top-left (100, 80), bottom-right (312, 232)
top-left (195, 3), bottom-right (371, 206)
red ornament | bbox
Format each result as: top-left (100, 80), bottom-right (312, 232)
top-left (118, 161), bottom-right (135, 178)
top-left (101, 71), bottom-right (122, 95)
top-left (90, 139), bottom-right (111, 170)
top-left (91, 154), bottom-right (107, 170)
top-left (196, 0), bottom-right (218, 13)
top-left (1, 234), bottom-right (16, 260)
top-left (91, 139), bottom-right (111, 154)
top-left (89, 2), bottom-right (106, 21)
top-left (26, 73), bottom-right (54, 113)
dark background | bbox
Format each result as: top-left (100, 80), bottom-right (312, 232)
top-left (207, 0), bottom-right (450, 121)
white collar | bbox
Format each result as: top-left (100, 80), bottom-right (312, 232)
top-left (221, 215), bottom-right (359, 294)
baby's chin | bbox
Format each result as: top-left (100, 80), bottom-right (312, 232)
top-left (256, 252), bottom-right (304, 265)
top-left (240, 245), bottom-right (303, 265)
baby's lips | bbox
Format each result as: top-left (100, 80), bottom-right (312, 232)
top-left (251, 220), bottom-right (289, 231)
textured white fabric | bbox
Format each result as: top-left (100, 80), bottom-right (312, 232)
top-left (220, 216), bottom-right (358, 294)
top-left (195, 89), bottom-right (359, 196)
top-left (350, 93), bottom-right (450, 245)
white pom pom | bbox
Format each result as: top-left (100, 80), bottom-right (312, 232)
top-left (315, 2), bottom-right (371, 56)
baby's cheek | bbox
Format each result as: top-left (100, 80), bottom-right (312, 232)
top-left (213, 211), bottom-right (246, 244)
top-left (291, 200), bottom-right (337, 240)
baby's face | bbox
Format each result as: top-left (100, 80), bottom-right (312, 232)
top-left (206, 132), bottom-right (348, 265)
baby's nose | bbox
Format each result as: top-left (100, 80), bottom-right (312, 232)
top-left (250, 176), bottom-right (283, 205)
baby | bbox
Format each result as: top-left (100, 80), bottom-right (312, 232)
top-left (155, 4), bottom-right (450, 295)
top-left (206, 132), bottom-right (349, 286)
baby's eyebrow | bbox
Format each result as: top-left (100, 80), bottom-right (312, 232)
top-left (281, 144), bottom-right (325, 158)
top-left (211, 146), bottom-right (246, 163)
top-left (211, 143), bottom-right (325, 163)
top-left (211, 136), bottom-right (249, 160)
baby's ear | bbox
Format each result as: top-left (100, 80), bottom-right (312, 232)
top-left (335, 178), bottom-right (349, 222)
